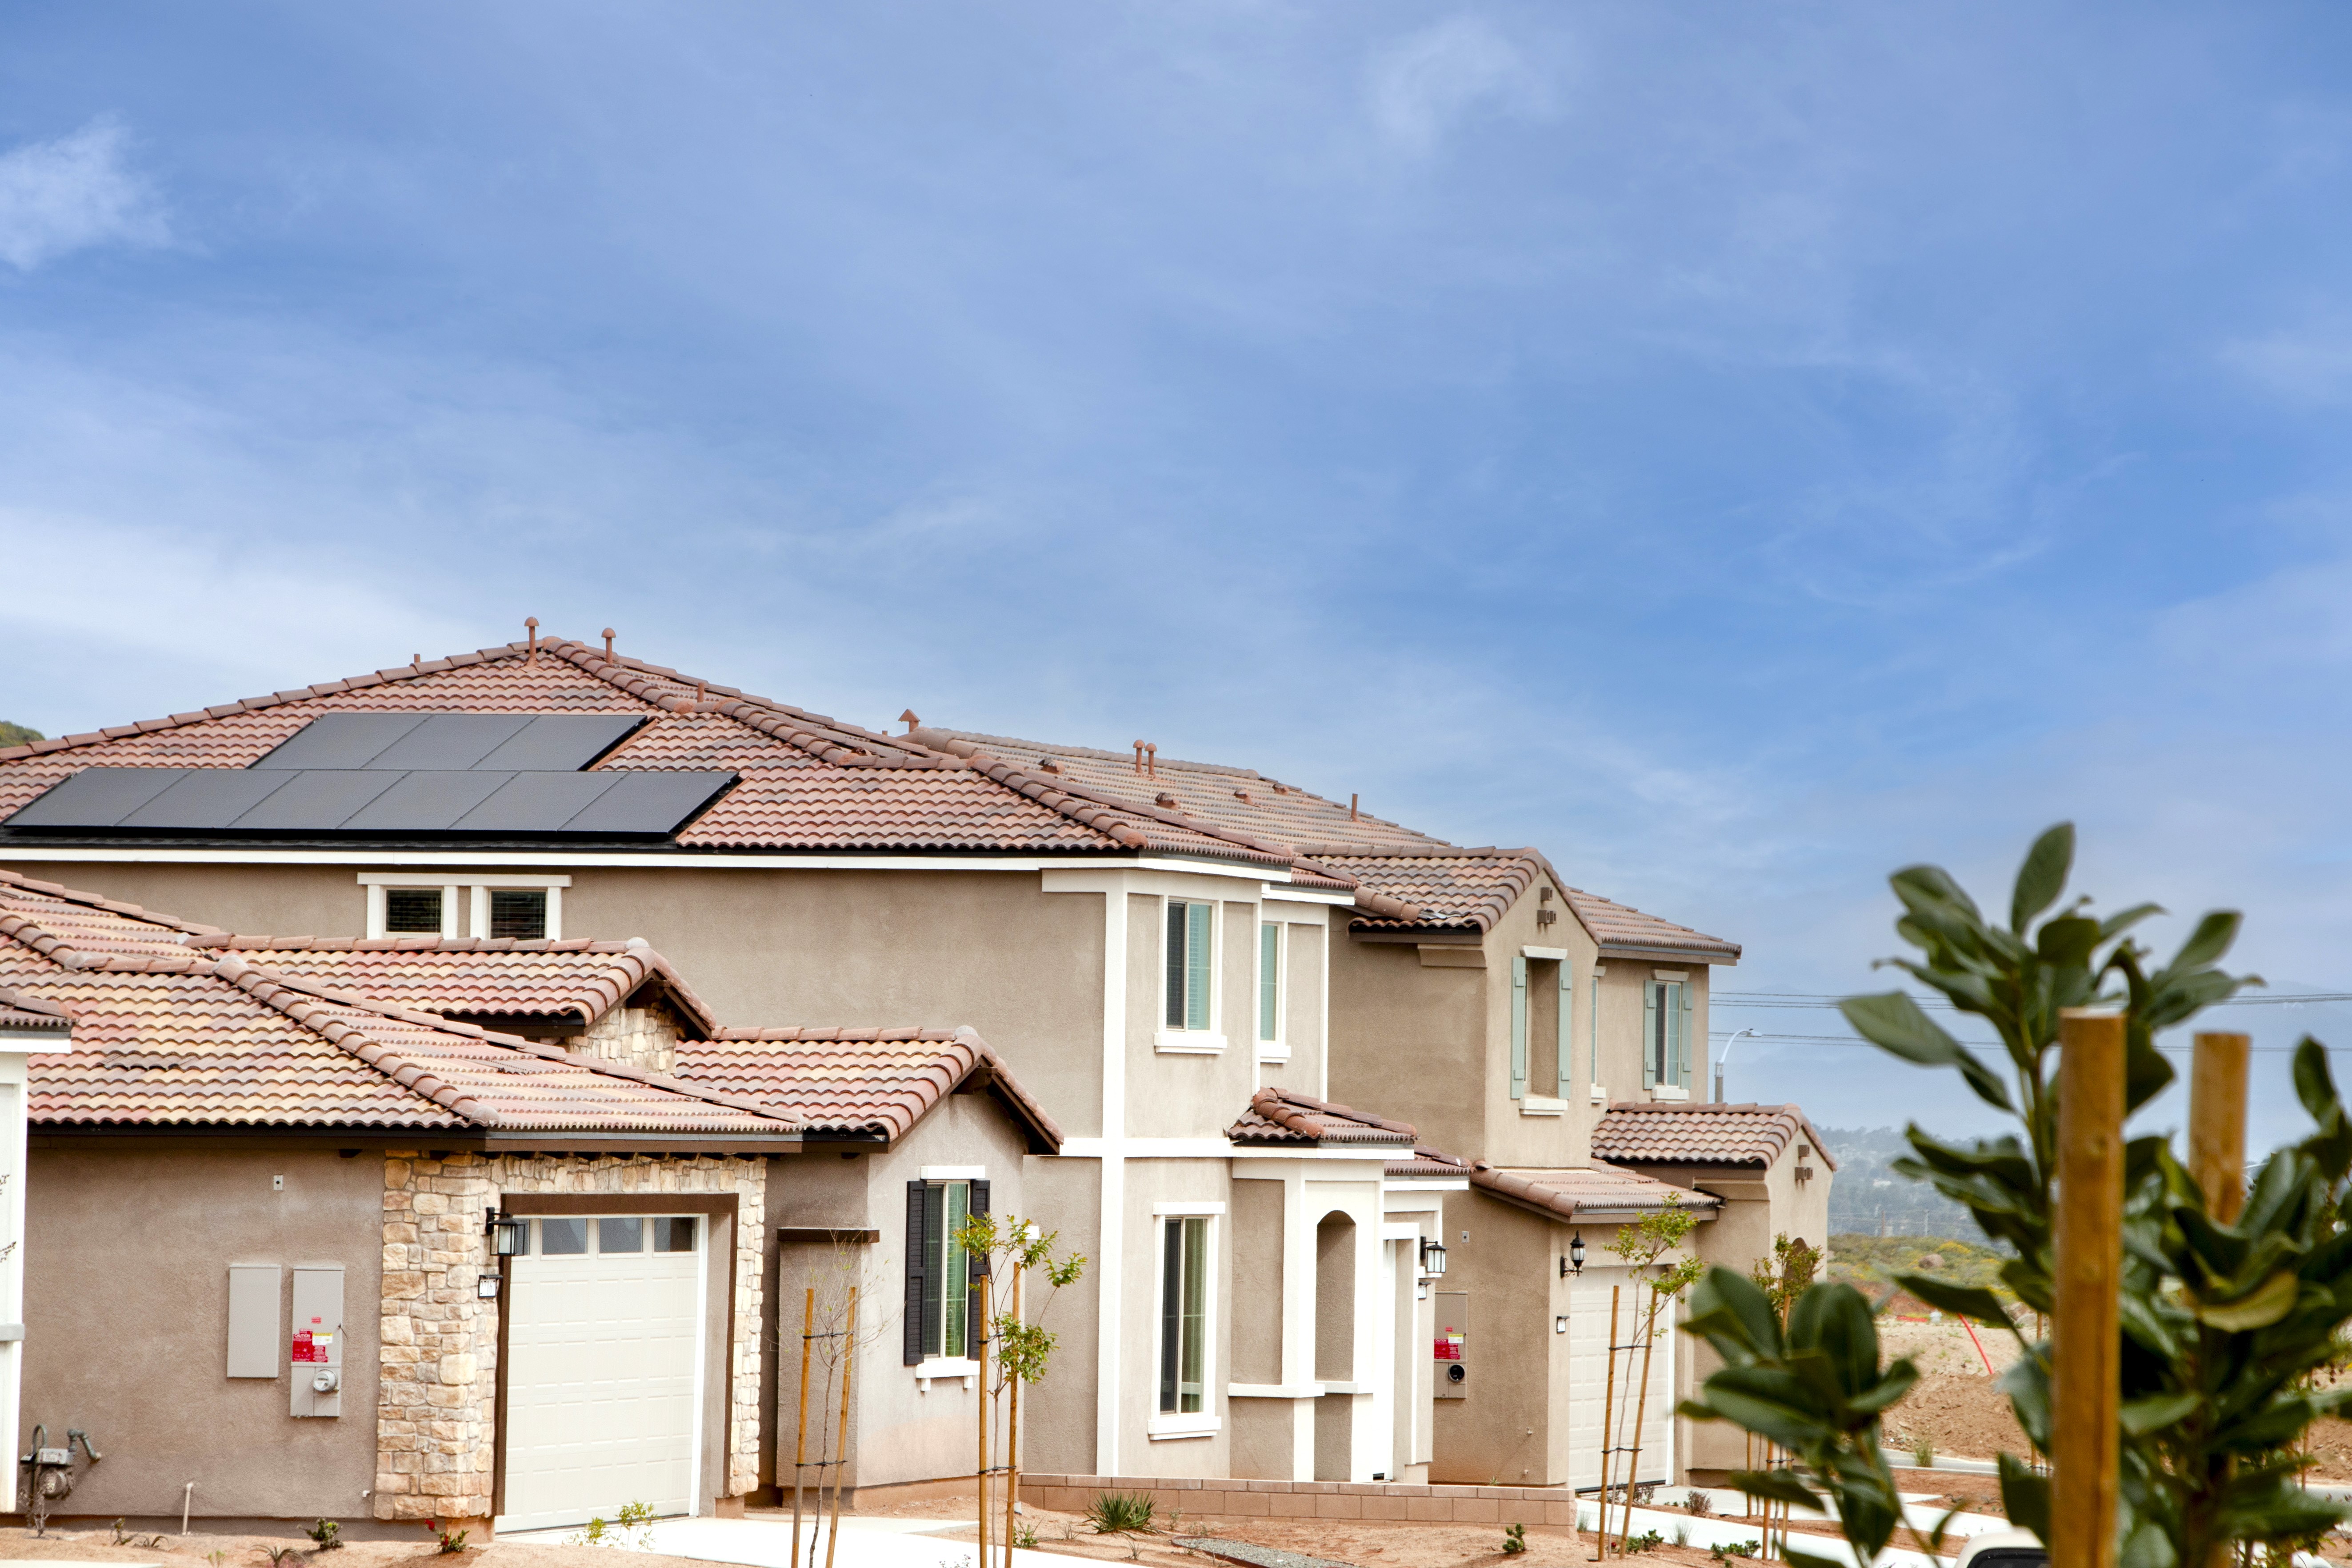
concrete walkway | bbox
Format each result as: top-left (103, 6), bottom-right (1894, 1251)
top-left (507, 1511), bottom-right (1067, 1568)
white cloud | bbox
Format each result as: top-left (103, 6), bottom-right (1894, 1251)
top-left (0, 119), bottom-right (169, 272)
top-left (1366, 16), bottom-right (1550, 155)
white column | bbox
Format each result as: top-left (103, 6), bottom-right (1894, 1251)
top-left (1095, 880), bottom-right (1128, 1477)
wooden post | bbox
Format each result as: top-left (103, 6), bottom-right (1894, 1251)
top-left (824, 1287), bottom-right (856, 1568)
top-left (1004, 1261), bottom-right (1023, 1568)
top-left (977, 1271), bottom-right (992, 1568)
top-left (2189, 1032), bottom-right (2251, 1224)
top-left (1619, 1291), bottom-right (1660, 1558)
top-left (2052, 1008), bottom-right (2124, 1568)
top-left (792, 1287), bottom-right (813, 1568)
top-left (1596, 1286), bottom-right (1620, 1560)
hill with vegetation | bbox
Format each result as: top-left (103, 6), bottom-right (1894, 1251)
top-left (0, 722), bottom-right (40, 748)
top-left (1828, 1232), bottom-right (2016, 1304)
top-left (1820, 1124), bottom-right (1981, 1236)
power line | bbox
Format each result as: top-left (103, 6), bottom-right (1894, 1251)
top-left (1708, 1029), bottom-right (2343, 1056)
top-left (1715, 991), bottom-right (2352, 1011)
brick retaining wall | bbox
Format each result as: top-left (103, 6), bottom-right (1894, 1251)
top-left (1016, 1474), bottom-right (1590, 1528)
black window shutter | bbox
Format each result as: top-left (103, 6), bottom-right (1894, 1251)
top-left (967, 1180), bottom-right (990, 1356)
top-left (904, 1181), bottom-right (928, 1365)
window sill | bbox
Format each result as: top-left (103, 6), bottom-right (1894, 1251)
top-left (1227, 1382), bottom-right (1319, 1400)
top-left (1154, 1030), bottom-right (1228, 1055)
top-left (1588, 1085), bottom-right (1608, 1105)
top-left (1255, 1045), bottom-right (1290, 1064)
top-left (1146, 1415), bottom-right (1221, 1440)
top-left (913, 1357), bottom-right (978, 1392)
top-left (1649, 1084), bottom-right (1691, 1103)
top-left (1518, 1094), bottom-right (1568, 1119)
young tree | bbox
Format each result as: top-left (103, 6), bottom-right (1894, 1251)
top-left (954, 1210), bottom-right (1085, 1568)
top-left (1600, 1194), bottom-right (1705, 1555)
top-left (1680, 825), bottom-right (2352, 1566)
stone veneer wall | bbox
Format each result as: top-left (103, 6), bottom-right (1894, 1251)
top-left (376, 1151), bottom-right (766, 1522)
top-left (575, 1006), bottom-right (684, 1074)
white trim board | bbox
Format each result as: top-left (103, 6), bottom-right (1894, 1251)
top-left (1, 847), bottom-right (1308, 883)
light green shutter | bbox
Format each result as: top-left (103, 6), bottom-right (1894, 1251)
top-left (1258, 923), bottom-right (1280, 1043)
top-left (1556, 963), bottom-right (1575, 1099)
top-left (1641, 984), bottom-right (1658, 1088)
top-left (1185, 903), bottom-right (1212, 1029)
top-left (1509, 956), bottom-right (1528, 1100)
top-left (1678, 982), bottom-right (1695, 1087)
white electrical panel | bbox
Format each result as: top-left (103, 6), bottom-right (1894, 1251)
top-left (226, 1265), bottom-right (281, 1379)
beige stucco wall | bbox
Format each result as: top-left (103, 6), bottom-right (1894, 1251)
top-left (20, 1140), bottom-right (386, 1520)
top-left (1326, 937), bottom-right (1487, 1157)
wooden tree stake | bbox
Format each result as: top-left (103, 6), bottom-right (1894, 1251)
top-left (824, 1287), bottom-right (856, 1568)
top-left (977, 1271), bottom-right (992, 1568)
top-left (1004, 1261), bottom-right (1023, 1568)
top-left (792, 1287), bottom-right (812, 1568)
top-left (2189, 1032), bottom-right (2251, 1224)
top-left (2053, 1008), bottom-right (2124, 1568)
top-left (1595, 1285), bottom-right (1619, 1560)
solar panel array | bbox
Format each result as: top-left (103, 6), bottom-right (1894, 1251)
top-left (4, 713), bottom-right (736, 838)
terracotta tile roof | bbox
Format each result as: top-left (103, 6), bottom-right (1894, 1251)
top-left (674, 1026), bottom-right (1062, 1152)
top-left (1226, 1087), bottom-right (1417, 1147)
top-left (1468, 1160), bottom-right (1720, 1223)
top-left (915, 730), bottom-right (1733, 957)
top-left (0, 985), bottom-right (70, 1033)
top-left (1592, 1102), bottom-right (1839, 1172)
top-left (1385, 1145), bottom-right (1476, 1180)
top-left (0, 639), bottom-right (1327, 872)
top-left (185, 936), bottom-right (720, 1037)
top-left (0, 871), bottom-right (796, 1136)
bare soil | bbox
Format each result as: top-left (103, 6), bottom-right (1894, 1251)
top-left (0, 1531), bottom-right (718, 1568)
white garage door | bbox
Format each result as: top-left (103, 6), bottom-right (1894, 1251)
top-left (499, 1214), bottom-right (706, 1532)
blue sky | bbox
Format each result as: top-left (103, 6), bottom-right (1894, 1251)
top-left (4, 2), bottom-right (2352, 1143)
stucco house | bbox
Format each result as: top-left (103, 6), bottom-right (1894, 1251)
top-left (0, 628), bottom-right (1828, 1506)
top-left (0, 869), bottom-right (1060, 1533)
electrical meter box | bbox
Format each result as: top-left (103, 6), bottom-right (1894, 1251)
top-left (290, 1265), bottom-right (344, 1418)
top-left (1433, 1290), bottom-right (1468, 1399)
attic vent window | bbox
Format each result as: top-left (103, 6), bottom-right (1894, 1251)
top-left (384, 888), bottom-right (444, 934)
top-left (490, 890), bottom-right (548, 940)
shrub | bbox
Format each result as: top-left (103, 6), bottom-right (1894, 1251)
top-left (1911, 1433), bottom-right (1935, 1468)
top-left (1501, 1522), bottom-right (1527, 1554)
top-left (307, 1520), bottom-right (343, 1551)
top-left (1086, 1492), bottom-right (1156, 1536)
top-left (1686, 1489), bottom-right (1714, 1516)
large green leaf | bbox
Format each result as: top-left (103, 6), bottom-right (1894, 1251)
top-left (2119, 1392), bottom-right (2200, 1436)
top-left (1842, 992), bottom-right (2016, 1110)
top-left (2010, 823), bottom-right (2074, 934)
top-left (1891, 1272), bottom-right (2013, 1328)
top-left (1998, 1453), bottom-right (2050, 1544)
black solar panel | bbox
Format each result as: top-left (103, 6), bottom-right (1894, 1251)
top-left (364, 716), bottom-right (532, 772)
top-left (4, 768), bottom-right (189, 828)
top-left (339, 771), bottom-right (515, 831)
top-left (472, 715), bottom-right (644, 772)
top-left (119, 771), bottom-right (300, 831)
top-left (251, 713), bottom-right (428, 770)
top-left (450, 772), bottom-right (624, 832)
top-left (226, 769), bottom-right (402, 830)
top-left (560, 771), bottom-right (737, 835)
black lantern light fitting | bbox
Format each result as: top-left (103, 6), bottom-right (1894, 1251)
top-left (486, 1210), bottom-right (527, 1257)
top-left (1564, 1232), bottom-right (1586, 1276)
top-left (1418, 1236), bottom-right (1448, 1278)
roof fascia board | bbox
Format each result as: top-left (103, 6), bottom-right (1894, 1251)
top-left (0, 846), bottom-right (1297, 881)
top-left (1597, 944), bottom-right (1738, 965)
top-left (1053, 1136), bottom-right (1392, 1162)
top-left (1263, 887), bottom-right (1354, 908)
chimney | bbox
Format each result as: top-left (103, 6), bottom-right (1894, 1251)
top-left (900, 709), bottom-right (920, 734)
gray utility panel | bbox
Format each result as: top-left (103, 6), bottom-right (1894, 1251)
top-left (290, 1265), bottom-right (344, 1418)
top-left (226, 1264), bottom-right (280, 1379)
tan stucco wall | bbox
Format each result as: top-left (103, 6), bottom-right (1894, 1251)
top-left (1326, 938), bottom-right (1487, 1158)
top-left (20, 1140), bottom-right (385, 1519)
top-left (1014, 1156), bottom-right (1099, 1479)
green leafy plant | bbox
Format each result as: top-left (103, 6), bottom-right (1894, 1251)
top-left (1501, 1522), bottom-right (1527, 1554)
top-left (424, 1520), bottom-right (468, 1556)
top-left (1685, 824), bottom-right (2352, 1566)
top-left (1085, 1492), bottom-right (1156, 1536)
top-left (1012, 1522), bottom-right (1039, 1550)
top-left (1709, 1541), bottom-right (1761, 1561)
top-left (206, 1551), bottom-right (226, 1568)
top-left (305, 1520), bottom-right (342, 1552)
top-left (1909, 1433), bottom-right (1934, 1469)
top-left (264, 1548), bottom-right (300, 1567)
top-left (1624, 1528), bottom-right (1663, 1553)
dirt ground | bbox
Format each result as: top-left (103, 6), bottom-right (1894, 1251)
top-left (0, 1528), bottom-right (718, 1568)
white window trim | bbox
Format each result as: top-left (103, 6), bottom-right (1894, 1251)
top-left (1150, 1211), bottom-right (1219, 1435)
top-left (1256, 919), bottom-right (1287, 1064)
top-left (1652, 968), bottom-right (1689, 981)
top-left (1651, 1084), bottom-right (1692, 1103)
top-left (920, 1166), bottom-right (989, 1181)
top-left (1160, 895), bottom-right (1219, 1040)
top-left (359, 873), bottom-right (568, 940)
top-left (1519, 1093), bottom-right (1568, 1119)
top-left (913, 1355), bottom-right (978, 1393)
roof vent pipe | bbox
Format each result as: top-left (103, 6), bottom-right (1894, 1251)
top-left (1145, 743), bottom-right (1157, 777)
top-left (602, 628), bottom-right (616, 660)
top-left (524, 616), bottom-right (539, 665)
top-left (1351, 792), bottom-right (1359, 820)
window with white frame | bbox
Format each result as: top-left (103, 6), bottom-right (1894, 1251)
top-left (1256, 922), bottom-right (1283, 1053)
top-left (1645, 979), bottom-right (1692, 1090)
top-left (360, 875), bottom-right (567, 940)
top-left (903, 1176), bottom-right (987, 1365)
top-left (1164, 900), bottom-right (1214, 1032)
top-left (1156, 1214), bottom-right (1212, 1415)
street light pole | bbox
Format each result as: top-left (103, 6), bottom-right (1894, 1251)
top-left (1714, 1028), bottom-right (1756, 1103)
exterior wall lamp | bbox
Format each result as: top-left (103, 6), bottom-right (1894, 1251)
top-left (1419, 1237), bottom-right (1448, 1277)
top-left (486, 1210), bottom-right (526, 1257)
top-left (1563, 1232), bottom-right (1586, 1276)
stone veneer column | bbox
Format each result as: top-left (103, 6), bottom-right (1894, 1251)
top-left (376, 1152), bottom-right (768, 1524)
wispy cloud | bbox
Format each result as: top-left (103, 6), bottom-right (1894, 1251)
top-left (0, 119), bottom-right (168, 272)
top-left (1365, 16), bottom-right (1551, 155)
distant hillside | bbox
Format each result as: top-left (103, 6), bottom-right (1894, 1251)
top-left (1829, 1232), bottom-right (2015, 1304)
top-left (1820, 1125), bottom-right (1981, 1237)
top-left (0, 722), bottom-right (40, 748)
